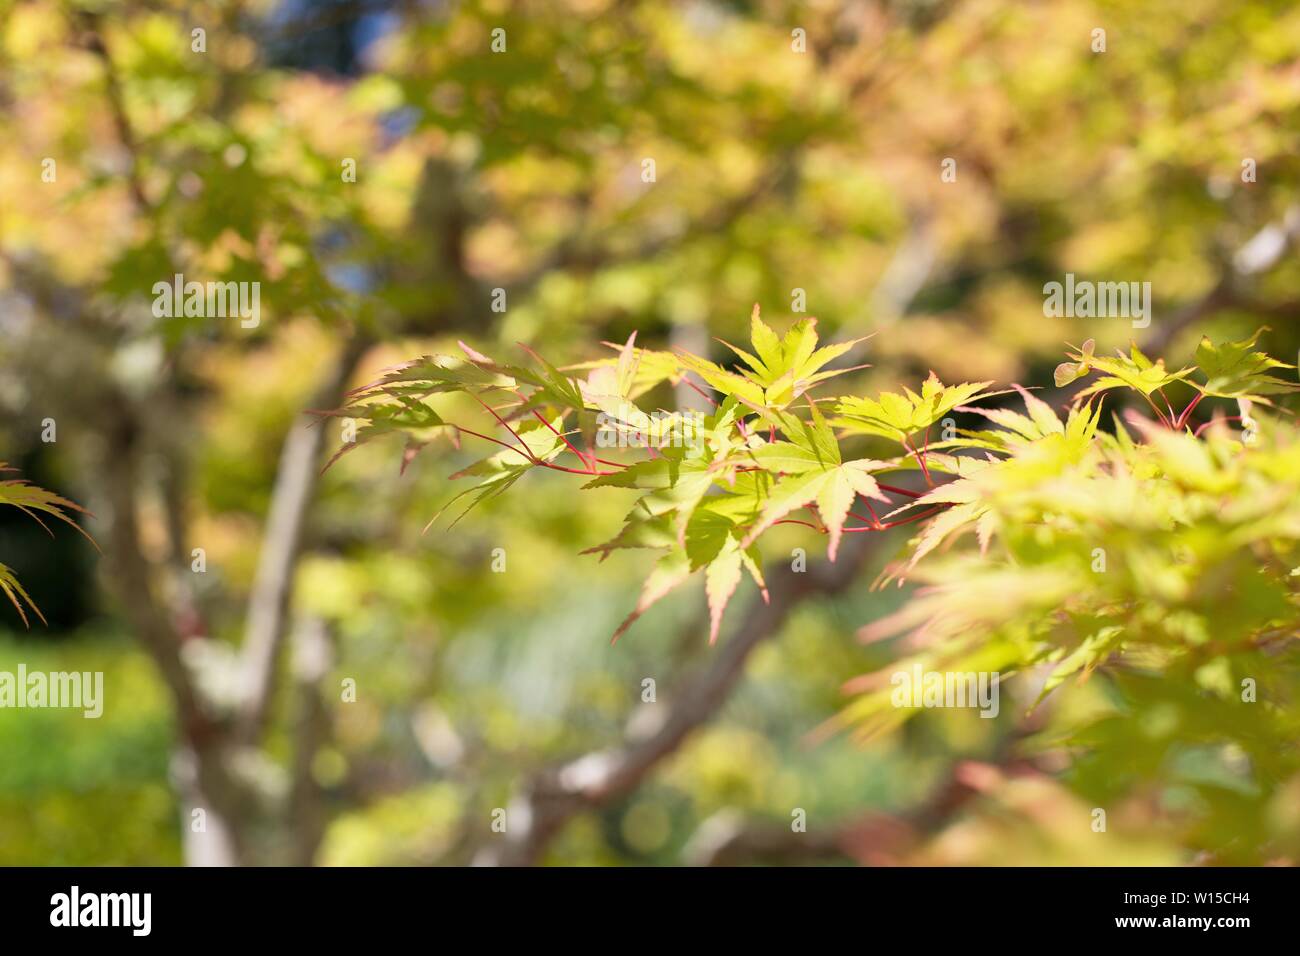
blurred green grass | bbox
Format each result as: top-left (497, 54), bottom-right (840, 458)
top-left (0, 631), bottom-right (179, 864)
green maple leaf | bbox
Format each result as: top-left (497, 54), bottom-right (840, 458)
top-left (351, 352), bottom-right (523, 399)
top-left (679, 305), bottom-right (868, 410)
top-left (565, 340), bottom-right (682, 400)
top-left (955, 385), bottom-right (1101, 457)
top-left (1192, 328), bottom-right (1300, 402)
top-left (0, 564), bottom-right (42, 628)
top-left (580, 513), bottom-right (677, 562)
top-left (832, 373), bottom-right (1001, 442)
top-left (758, 397), bottom-right (841, 464)
top-left (739, 459), bottom-right (886, 560)
top-left (611, 551), bottom-right (694, 644)
top-left (705, 542), bottom-right (744, 644)
top-left (427, 418), bottom-right (568, 530)
top-left (675, 351), bottom-right (769, 409)
top-left (322, 394), bottom-right (447, 472)
top-left (1035, 626), bottom-right (1125, 706)
top-left (1070, 343), bottom-right (1195, 400)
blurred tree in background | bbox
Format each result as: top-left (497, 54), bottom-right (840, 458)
top-left (0, 0), bottom-right (1298, 865)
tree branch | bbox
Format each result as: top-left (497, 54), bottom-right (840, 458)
top-left (684, 714), bottom-right (1045, 866)
top-left (287, 615), bottom-right (335, 865)
top-left (80, 14), bottom-right (151, 214)
top-left (472, 532), bottom-right (880, 866)
top-left (236, 334), bottom-right (372, 742)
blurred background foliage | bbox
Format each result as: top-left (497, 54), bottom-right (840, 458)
top-left (0, 0), bottom-right (1298, 865)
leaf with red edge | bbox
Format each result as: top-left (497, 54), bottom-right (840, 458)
top-left (611, 551), bottom-right (693, 644)
top-left (705, 543), bottom-right (744, 644)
